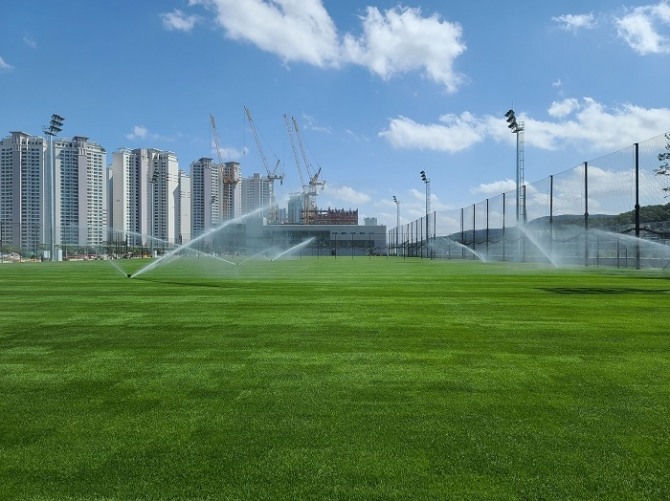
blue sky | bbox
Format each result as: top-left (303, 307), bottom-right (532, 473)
top-left (2, 0), bottom-right (670, 227)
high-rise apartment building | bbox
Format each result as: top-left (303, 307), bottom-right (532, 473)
top-left (190, 157), bottom-right (219, 239)
top-left (287, 193), bottom-right (303, 224)
top-left (111, 148), bottom-right (180, 249)
top-left (241, 172), bottom-right (271, 216)
top-left (0, 132), bottom-right (47, 255)
top-left (0, 132), bottom-right (106, 256)
top-left (178, 170), bottom-right (191, 244)
top-left (57, 136), bottom-right (107, 248)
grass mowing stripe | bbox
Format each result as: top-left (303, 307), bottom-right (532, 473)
top-left (0, 258), bottom-right (669, 499)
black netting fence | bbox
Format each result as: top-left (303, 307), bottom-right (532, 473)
top-left (389, 132), bottom-right (670, 269)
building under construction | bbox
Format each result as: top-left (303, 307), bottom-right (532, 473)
top-left (313, 208), bottom-right (358, 225)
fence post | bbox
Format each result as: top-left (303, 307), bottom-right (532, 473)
top-left (522, 185), bottom-right (527, 262)
top-left (432, 210), bottom-right (436, 260)
top-left (502, 193), bottom-right (506, 262)
top-left (635, 143), bottom-right (641, 269)
top-left (549, 175), bottom-right (554, 258)
top-left (460, 208), bottom-right (465, 259)
top-left (584, 161), bottom-right (589, 267)
top-left (486, 199), bottom-right (490, 258)
top-left (420, 216), bottom-right (424, 259)
top-left (472, 204), bottom-right (476, 259)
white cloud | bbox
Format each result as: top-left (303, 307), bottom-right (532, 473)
top-left (406, 188), bottom-right (450, 212)
top-left (160, 9), bottom-right (199, 32)
top-left (548, 98), bottom-right (580, 118)
top-left (125, 125), bottom-right (184, 146)
top-left (126, 125), bottom-right (149, 140)
top-left (179, 2), bottom-right (466, 91)
top-left (380, 98), bottom-right (670, 154)
top-left (526, 98), bottom-right (670, 150)
top-left (553, 13), bottom-right (597, 32)
top-left (301, 114), bottom-right (331, 134)
top-left (219, 146), bottom-right (247, 160)
top-left (189, 0), bottom-right (340, 66)
top-left (23, 36), bottom-right (37, 49)
top-left (379, 112), bottom-right (492, 152)
top-left (345, 129), bottom-right (370, 142)
top-left (542, 165), bottom-right (668, 217)
top-left (342, 6), bottom-right (466, 92)
top-left (326, 185), bottom-right (371, 205)
top-left (472, 179), bottom-right (516, 195)
top-left (615, 1), bottom-right (670, 54)
top-left (0, 56), bottom-right (13, 72)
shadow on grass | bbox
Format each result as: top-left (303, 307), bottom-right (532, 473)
top-left (130, 277), bottom-right (234, 289)
top-left (539, 287), bottom-right (670, 295)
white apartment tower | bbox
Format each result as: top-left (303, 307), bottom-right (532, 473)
top-left (287, 193), bottom-right (303, 224)
top-left (57, 136), bottom-right (107, 248)
top-left (190, 157), bottom-right (219, 238)
top-left (111, 148), bottom-right (180, 248)
top-left (178, 170), bottom-right (191, 244)
top-left (0, 132), bottom-right (47, 255)
top-left (241, 172), bottom-right (271, 216)
top-left (0, 132), bottom-right (106, 256)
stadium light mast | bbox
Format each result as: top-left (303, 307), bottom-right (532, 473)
top-left (505, 109), bottom-right (525, 223)
top-left (392, 195), bottom-right (400, 255)
top-left (420, 170), bottom-right (431, 257)
top-left (43, 114), bottom-right (64, 261)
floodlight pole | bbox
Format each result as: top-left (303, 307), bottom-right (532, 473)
top-left (43, 114), bottom-right (64, 261)
top-left (151, 167), bottom-right (159, 256)
top-left (393, 196), bottom-right (400, 256)
top-left (505, 109), bottom-right (525, 223)
top-left (420, 171), bottom-right (431, 258)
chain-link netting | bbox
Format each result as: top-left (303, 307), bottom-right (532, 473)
top-left (392, 132), bottom-right (670, 268)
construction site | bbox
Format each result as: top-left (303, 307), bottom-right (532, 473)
top-left (193, 108), bottom-right (387, 257)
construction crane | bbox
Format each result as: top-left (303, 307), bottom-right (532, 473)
top-left (283, 114), bottom-right (316, 223)
top-left (244, 106), bottom-right (283, 222)
top-left (291, 116), bottom-right (325, 194)
top-left (210, 113), bottom-right (239, 220)
top-left (209, 113), bottom-right (224, 167)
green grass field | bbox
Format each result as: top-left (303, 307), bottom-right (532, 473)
top-left (1, 257), bottom-right (669, 500)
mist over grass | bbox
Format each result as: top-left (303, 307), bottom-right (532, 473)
top-left (1, 258), bottom-right (669, 499)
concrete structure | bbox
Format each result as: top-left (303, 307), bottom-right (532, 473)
top-left (0, 132), bottom-right (106, 256)
top-left (221, 161), bottom-right (241, 221)
top-left (57, 136), bottom-right (107, 250)
top-left (231, 218), bottom-right (387, 257)
top-left (241, 172), bottom-right (271, 217)
top-left (190, 157), bottom-right (219, 239)
top-left (178, 170), bottom-right (191, 244)
top-left (0, 132), bottom-right (47, 256)
top-left (314, 208), bottom-right (358, 225)
top-left (111, 148), bottom-right (180, 249)
top-left (287, 193), bottom-right (303, 224)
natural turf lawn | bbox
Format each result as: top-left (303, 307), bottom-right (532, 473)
top-left (1, 257), bottom-right (669, 500)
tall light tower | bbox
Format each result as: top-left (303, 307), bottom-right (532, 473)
top-left (43, 114), bottom-right (64, 261)
top-left (505, 109), bottom-right (525, 223)
top-left (420, 170), bottom-right (431, 257)
top-left (392, 195), bottom-right (400, 255)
